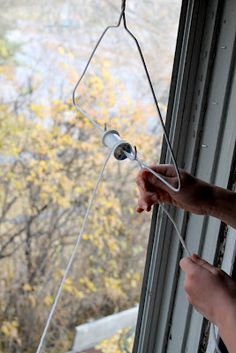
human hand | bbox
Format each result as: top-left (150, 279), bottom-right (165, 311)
top-left (136, 164), bottom-right (214, 215)
top-left (180, 254), bottom-right (236, 325)
top-left (180, 254), bottom-right (236, 353)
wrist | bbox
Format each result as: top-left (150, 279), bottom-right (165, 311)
top-left (209, 186), bottom-right (236, 228)
top-left (199, 183), bottom-right (216, 216)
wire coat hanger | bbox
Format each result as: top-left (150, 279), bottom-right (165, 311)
top-left (72, 0), bottom-right (181, 192)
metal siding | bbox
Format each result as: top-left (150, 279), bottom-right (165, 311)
top-left (136, 1), bottom-right (210, 352)
top-left (168, 0), bottom-right (236, 352)
top-left (135, 0), bottom-right (236, 353)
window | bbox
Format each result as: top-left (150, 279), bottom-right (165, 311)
top-left (134, 1), bottom-right (236, 352)
top-left (0, 1), bottom-right (182, 353)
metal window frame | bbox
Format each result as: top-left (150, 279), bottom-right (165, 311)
top-left (133, 0), bottom-right (236, 352)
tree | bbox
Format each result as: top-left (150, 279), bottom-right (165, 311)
top-left (0, 58), bottom-right (160, 353)
top-left (0, 0), bottom-right (180, 349)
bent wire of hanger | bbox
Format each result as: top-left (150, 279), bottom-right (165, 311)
top-left (72, 0), bottom-right (181, 192)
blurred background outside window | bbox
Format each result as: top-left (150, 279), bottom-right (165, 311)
top-left (0, 1), bottom-right (181, 352)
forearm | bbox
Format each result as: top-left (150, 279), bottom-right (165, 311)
top-left (208, 186), bottom-right (236, 229)
top-left (218, 302), bottom-right (236, 353)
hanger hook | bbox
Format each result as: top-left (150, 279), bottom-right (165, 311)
top-left (121, 0), bottom-right (126, 13)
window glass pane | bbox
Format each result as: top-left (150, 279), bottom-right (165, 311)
top-left (0, 1), bottom-right (181, 352)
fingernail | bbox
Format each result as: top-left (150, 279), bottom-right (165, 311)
top-left (192, 253), bottom-right (200, 262)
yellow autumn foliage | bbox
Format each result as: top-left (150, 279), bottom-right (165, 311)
top-left (1, 321), bottom-right (21, 345)
top-left (96, 327), bottom-right (134, 353)
top-left (0, 55), bottom-right (159, 353)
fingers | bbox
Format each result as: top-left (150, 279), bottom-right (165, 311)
top-left (180, 256), bottom-right (198, 273)
top-left (191, 254), bottom-right (218, 274)
top-left (135, 164), bottom-right (181, 214)
top-left (180, 254), bottom-right (218, 275)
top-left (136, 193), bottom-right (158, 213)
top-left (149, 164), bottom-right (177, 178)
top-left (136, 206), bottom-right (144, 213)
top-left (136, 171), bottom-right (147, 192)
top-left (136, 166), bottom-right (178, 194)
top-left (136, 205), bottom-right (151, 213)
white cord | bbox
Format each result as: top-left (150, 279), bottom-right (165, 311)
top-left (35, 151), bottom-right (112, 353)
top-left (160, 179), bottom-right (222, 353)
top-left (140, 161), bottom-right (181, 192)
top-left (124, 149), bottom-right (190, 253)
top-left (160, 204), bottom-right (191, 256)
top-left (124, 153), bottom-right (222, 353)
top-left (124, 149), bottom-right (181, 193)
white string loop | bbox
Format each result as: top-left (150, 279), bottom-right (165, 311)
top-left (124, 147), bottom-right (181, 192)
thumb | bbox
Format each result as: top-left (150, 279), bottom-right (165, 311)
top-left (146, 170), bottom-right (175, 194)
top-left (191, 254), bottom-right (217, 274)
top-left (179, 256), bottom-right (200, 274)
